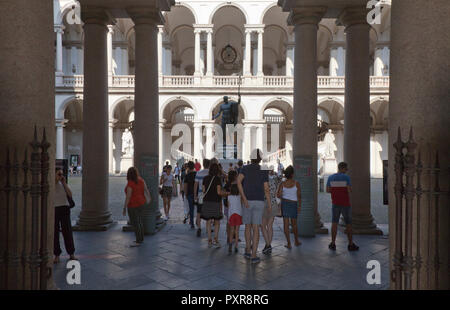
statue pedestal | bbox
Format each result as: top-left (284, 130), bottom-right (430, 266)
top-left (323, 157), bottom-right (337, 176)
top-left (215, 144), bottom-right (237, 160)
top-left (120, 155), bottom-right (133, 173)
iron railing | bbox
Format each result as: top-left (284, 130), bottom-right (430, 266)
top-left (0, 126), bottom-right (51, 290)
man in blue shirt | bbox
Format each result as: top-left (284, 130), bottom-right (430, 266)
top-left (326, 162), bottom-right (359, 251)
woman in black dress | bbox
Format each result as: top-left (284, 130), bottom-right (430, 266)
top-left (201, 163), bottom-right (228, 248)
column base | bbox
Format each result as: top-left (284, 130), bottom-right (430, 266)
top-left (73, 211), bottom-right (115, 231)
top-left (315, 212), bottom-right (328, 234)
top-left (72, 221), bottom-right (116, 232)
top-left (351, 214), bottom-right (383, 235)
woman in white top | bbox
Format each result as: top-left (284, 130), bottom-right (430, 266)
top-left (160, 165), bottom-right (176, 220)
top-left (54, 168), bottom-right (77, 263)
top-left (277, 165), bottom-right (301, 249)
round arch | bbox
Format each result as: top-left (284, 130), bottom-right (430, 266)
top-left (58, 95), bottom-right (83, 119)
top-left (214, 24), bottom-right (244, 41)
top-left (56, 0), bottom-right (79, 25)
top-left (160, 96), bottom-right (198, 120)
top-left (209, 3), bottom-right (249, 24)
top-left (109, 95), bottom-right (135, 119)
top-left (260, 97), bottom-right (293, 120)
top-left (318, 96), bottom-right (344, 109)
top-left (170, 2), bottom-right (199, 24)
top-left (260, 2), bottom-right (279, 24)
top-left (170, 24), bottom-right (195, 41)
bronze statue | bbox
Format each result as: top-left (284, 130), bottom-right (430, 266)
top-left (212, 76), bottom-right (241, 158)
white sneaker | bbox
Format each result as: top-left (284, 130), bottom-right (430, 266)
top-left (130, 241), bottom-right (142, 247)
top-left (213, 240), bottom-right (221, 249)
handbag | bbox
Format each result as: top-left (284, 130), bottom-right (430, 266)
top-left (198, 176), bottom-right (215, 205)
top-left (62, 184), bottom-right (75, 209)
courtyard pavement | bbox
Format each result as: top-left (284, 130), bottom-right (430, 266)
top-left (52, 176), bottom-right (390, 290)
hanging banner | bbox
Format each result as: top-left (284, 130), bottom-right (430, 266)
top-left (294, 155), bottom-right (315, 237)
top-left (139, 154), bottom-right (159, 234)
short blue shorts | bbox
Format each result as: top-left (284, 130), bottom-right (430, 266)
top-left (332, 205), bottom-right (352, 224)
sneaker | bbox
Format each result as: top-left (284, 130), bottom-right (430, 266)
top-left (213, 240), bottom-right (221, 249)
top-left (183, 216), bottom-right (187, 224)
top-left (328, 242), bottom-right (336, 251)
top-left (244, 252), bottom-right (251, 260)
top-left (267, 245), bottom-right (272, 254)
top-left (348, 243), bottom-right (359, 251)
top-left (130, 241), bottom-right (141, 247)
top-left (262, 245), bottom-right (270, 255)
top-left (196, 228), bottom-right (201, 237)
top-left (251, 257), bottom-right (261, 264)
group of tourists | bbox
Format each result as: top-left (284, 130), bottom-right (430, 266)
top-left (52, 150), bottom-right (358, 265)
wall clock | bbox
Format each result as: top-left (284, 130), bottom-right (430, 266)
top-left (221, 44), bottom-right (237, 64)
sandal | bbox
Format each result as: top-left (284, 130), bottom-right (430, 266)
top-left (348, 243), bottom-right (359, 251)
top-left (328, 242), bottom-right (336, 251)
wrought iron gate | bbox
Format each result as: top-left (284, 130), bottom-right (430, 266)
top-left (392, 127), bottom-right (449, 290)
top-left (0, 127), bottom-right (52, 290)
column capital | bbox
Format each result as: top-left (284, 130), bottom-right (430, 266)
top-left (329, 41), bottom-right (346, 49)
top-left (54, 24), bottom-right (65, 33)
top-left (107, 25), bottom-right (115, 33)
top-left (55, 119), bottom-right (69, 127)
top-left (81, 6), bottom-right (115, 26)
top-left (375, 41), bottom-right (390, 49)
top-left (157, 25), bottom-right (165, 33)
top-left (127, 7), bottom-right (162, 25)
top-left (109, 119), bottom-right (118, 127)
top-left (288, 7), bottom-right (326, 26)
top-left (337, 6), bottom-right (370, 28)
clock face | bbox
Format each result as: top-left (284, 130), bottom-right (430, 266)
top-left (221, 44), bottom-right (237, 64)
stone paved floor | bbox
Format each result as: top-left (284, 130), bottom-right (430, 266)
top-left (54, 177), bottom-right (390, 290)
top-left (67, 176), bottom-right (388, 224)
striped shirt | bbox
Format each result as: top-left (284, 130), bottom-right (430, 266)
top-left (326, 173), bottom-right (351, 207)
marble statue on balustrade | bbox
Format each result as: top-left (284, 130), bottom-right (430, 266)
top-left (122, 128), bottom-right (134, 156)
top-left (323, 129), bottom-right (337, 159)
top-left (321, 129), bottom-right (338, 176)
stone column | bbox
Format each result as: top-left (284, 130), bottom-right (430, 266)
top-left (205, 123), bottom-right (214, 159)
top-left (389, 0), bottom-right (450, 290)
top-left (109, 119), bottom-right (117, 174)
top-left (290, 7), bottom-right (327, 235)
top-left (206, 29), bottom-right (213, 76)
top-left (194, 122), bottom-right (203, 162)
top-left (243, 123), bottom-right (252, 162)
top-left (128, 8), bottom-right (161, 233)
top-left (159, 120), bottom-right (164, 171)
top-left (244, 29), bottom-right (252, 75)
top-left (257, 29), bottom-right (264, 76)
top-left (107, 25), bottom-right (114, 82)
top-left (285, 43), bottom-right (294, 77)
top-left (157, 26), bottom-right (163, 76)
top-left (0, 0), bottom-right (55, 290)
top-left (339, 7), bottom-right (381, 234)
top-left (252, 42), bottom-right (258, 76)
top-left (55, 24), bottom-right (65, 85)
top-left (55, 119), bottom-right (68, 159)
top-left (75, 8), bottom-right (114, 231)
top-left (194, 28), bottom-right (201, 77)
top-left (256, 123), bottom-right (264, 151)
